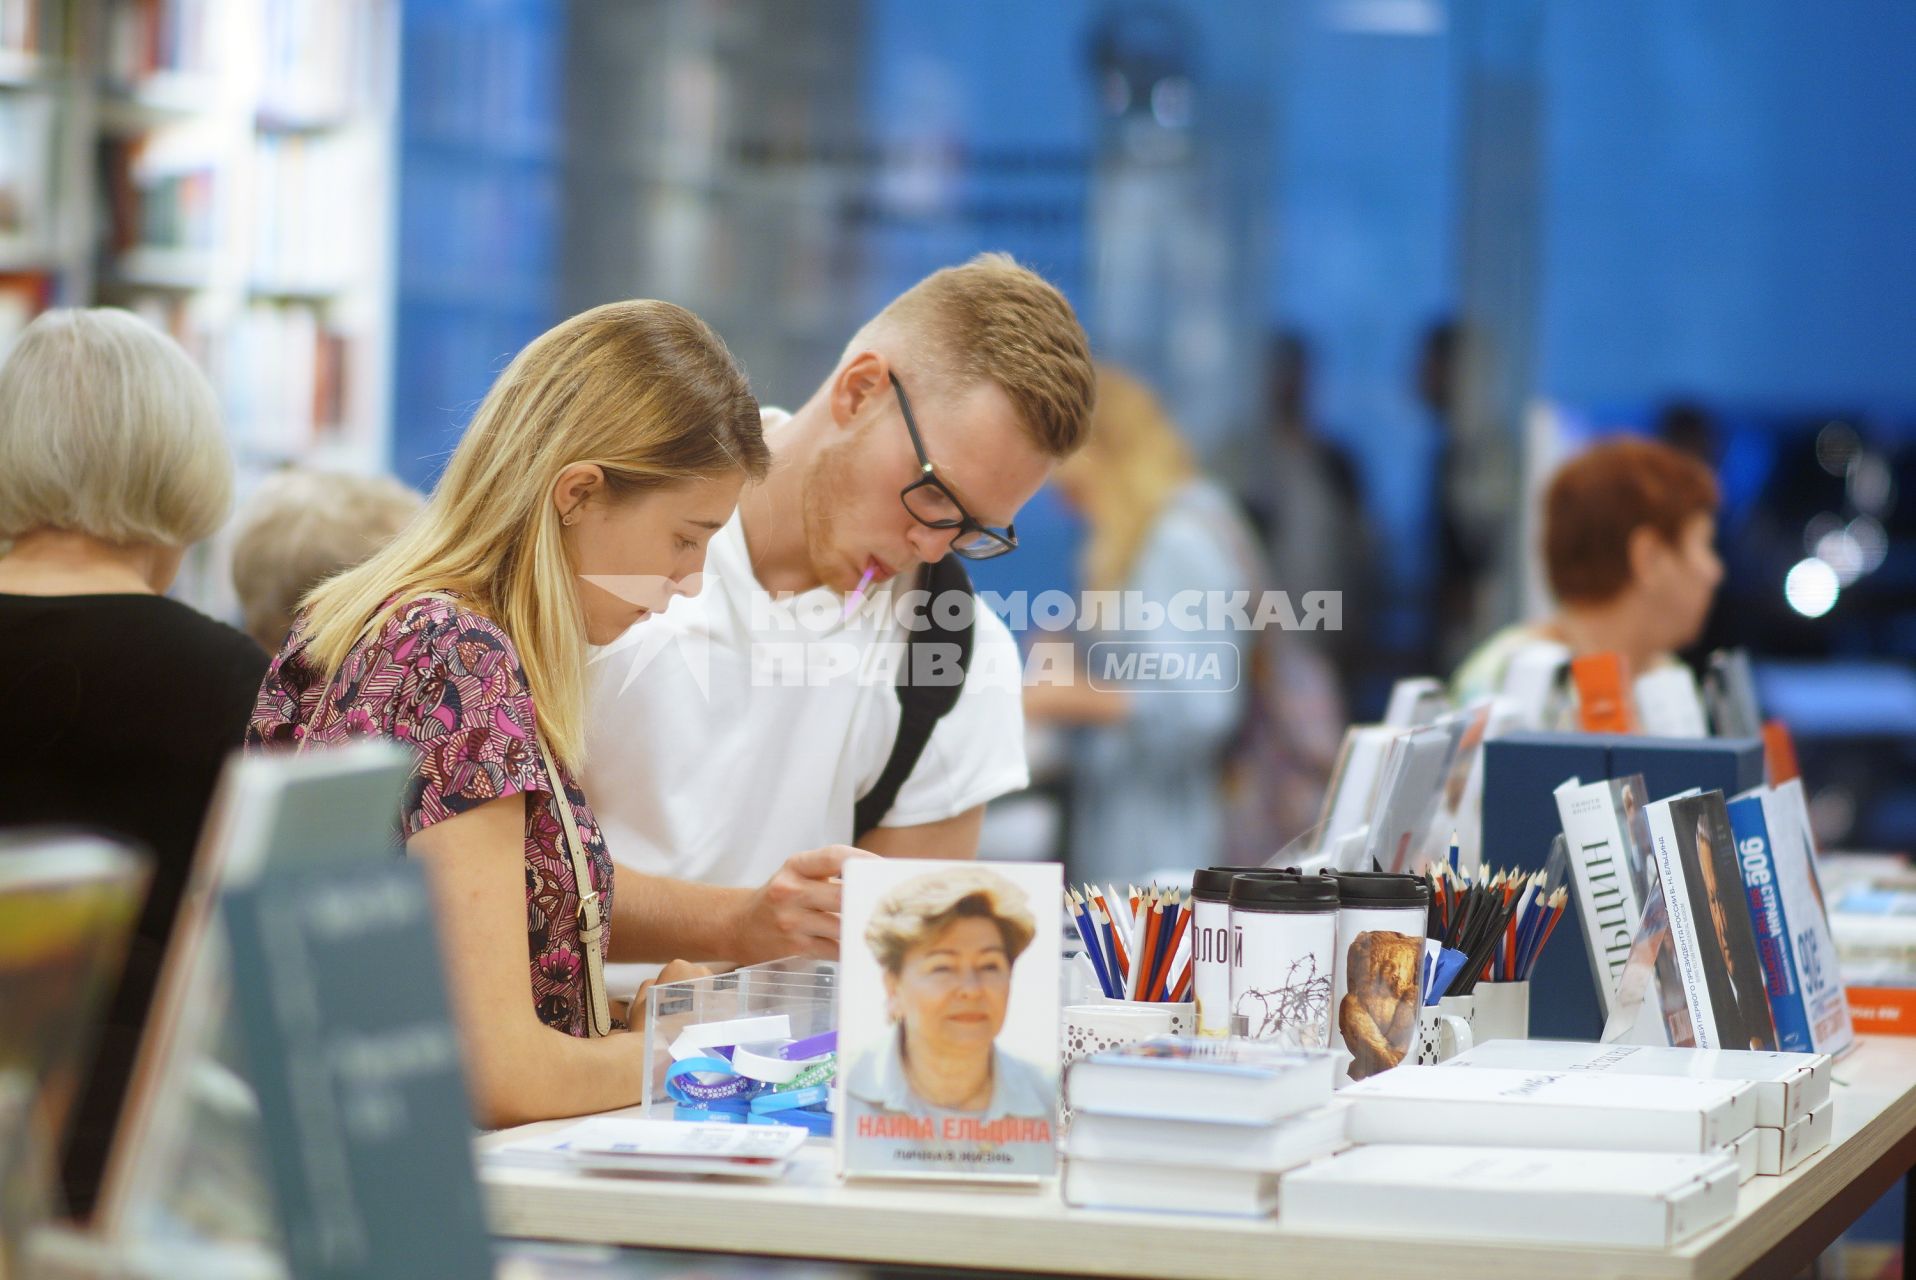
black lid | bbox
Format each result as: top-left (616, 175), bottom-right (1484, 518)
top-left (1319, 869), bottom-right (1431, 907)
top-left (1191, 867), bottom-right (1240, 900)
top-left (1230, 873), bottom-right (1339, 912)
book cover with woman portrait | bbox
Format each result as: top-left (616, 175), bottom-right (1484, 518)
top-left (836, 860), bottom-right (1061, 1182)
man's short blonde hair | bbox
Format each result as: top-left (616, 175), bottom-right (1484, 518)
top-left (853, 253), bottom-right (1094, 458)
top-left (0, 308), bottom-right (231, 548)
top-left (231, 468), bottom-right (424, 651)
top-left (865, 867), bottom-right (1038, 974)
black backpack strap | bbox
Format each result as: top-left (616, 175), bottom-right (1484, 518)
top-left (853, 556), bottom-right (976, 842)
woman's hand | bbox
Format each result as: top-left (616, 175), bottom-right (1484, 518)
top-left (724, 845), bottom-right (875, 965)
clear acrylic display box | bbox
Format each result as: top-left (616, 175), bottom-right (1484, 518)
top-left (639, 956), bottom-right (837, 1115)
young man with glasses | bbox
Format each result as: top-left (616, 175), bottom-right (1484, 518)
top-left (583, 254), bottom-right (1095, 967)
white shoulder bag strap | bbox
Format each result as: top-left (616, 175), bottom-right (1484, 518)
top-left (295, 592), bottom-right (614, 1037)
top-left (533, 732), bottom-right (614, 1037)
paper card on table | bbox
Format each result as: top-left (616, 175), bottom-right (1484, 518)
top-left (835, 860), bottom-right (1061, 1182)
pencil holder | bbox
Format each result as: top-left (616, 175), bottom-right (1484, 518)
top-left (1469, 980), bottom-right (1530, 1043)
top-left (1414, 1007), bottom-right (1474, 1065)
top-left (1061, 1000), bottom-right (1194, 1130)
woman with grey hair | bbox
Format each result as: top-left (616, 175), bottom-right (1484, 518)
top-left (843, 867), bottom-right (1055, 1168)
top-left (0, 308), bottom-right (265, 1217)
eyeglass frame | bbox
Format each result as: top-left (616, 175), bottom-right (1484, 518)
top-left (889, 371), bottom-right (1019, 560)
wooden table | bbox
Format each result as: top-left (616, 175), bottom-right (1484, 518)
top-left (480, 1036), bottom-right (1916, 1280)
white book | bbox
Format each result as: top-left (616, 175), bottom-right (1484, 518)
top-left (1445, 1040), bottom-right (1830, 1128)
top-left (1762, 781), bottom-right (1855, 1056)
top-left (1063, 1158), bottom-right (1279, 1217)
top-left (1554, 776), bottom-right (1652, 1018)
top-left (1752, 1100), bottom-right (1834, 1176)
top-left (1315, 725), bottom-right (1400, 857)
top-left (1065, 1102), bottom-right (1348, 1173)
top-left (1732, 1128), bottom-right (1759, 1184)
top-left (1382, 676), bottom-right (1448, 728)
top-left (1067, 1040), bottom-right (1337, 1126)
top-left (1341, 1065), bottom-right (1757, 1152)
top-left (1280, 1145), bottom-right (1739, 1247)
top-left (489, 1117), bottom-right (806, 1179)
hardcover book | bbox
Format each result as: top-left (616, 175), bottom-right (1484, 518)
top-left (836, 860), bottom-right (1061, 1182)
top-left (1643, 791), bottom-right (1780, 1052)
top-left (1444, 1040), bottom-right (1829, 1128)
top-left (1341, 1065), bottom-right (1758, 1153)
top-left (1064, 1101), bottom-right (1346, 1172)
top-left (1063, 1158), bottom-right (1280, 1217)
top-left (1553, 774), bottom-right (1655, 1019)
top-left (1280, 1145), bottom-right (1740, 1247)
top-left (1066, 1038), bottom-right (1337, 1125)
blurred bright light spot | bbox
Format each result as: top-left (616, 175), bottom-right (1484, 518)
top-left (1815, 529), bottom-right (1865, 585)
top-left (1850, 516), bottom-right (1889, 573)
top-left (1816, 421), bottom-right (1861, 476)
top-left (1849, 454), bottom-right (1895, 515)
top-left (1803, 512), bottom-right (1845, 555)
top-left (1785, 558), bottom-right (1840, 618)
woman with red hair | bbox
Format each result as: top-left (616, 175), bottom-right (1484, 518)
top-left (1451, 436), bottom-right (1725, 705)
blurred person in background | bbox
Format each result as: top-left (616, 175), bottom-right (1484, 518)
top-left (0, 307), bottom-right (267, 1217)
top-left (1027, 367), bottom-right (1266, 883)
top-left (1253, 331), bottom-right (1377, 706)
top-left (246, 300), bottom-right (805, 1128)
top-left (1450, 435), bottom-right (1724, 704)
top-left (230, 468), bottom-right (424, 652)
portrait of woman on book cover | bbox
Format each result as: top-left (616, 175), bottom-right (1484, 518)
top-left (839, 863), bottom-right (1060, 1180)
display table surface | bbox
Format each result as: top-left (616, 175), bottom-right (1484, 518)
top-left (479, 1036), bottom-right (1916, 1280)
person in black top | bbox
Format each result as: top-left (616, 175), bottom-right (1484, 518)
top-left (0, 308), bottom-right (266, 1219)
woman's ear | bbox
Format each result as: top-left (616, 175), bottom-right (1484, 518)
top-left (552, 463), bottom-right (606, 525)
top-left (882, 970), bottom-right (900, 1021)
top-left (1625, 524), bottom-right (1667, 587)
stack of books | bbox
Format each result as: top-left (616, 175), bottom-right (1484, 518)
top-left (1442, 1041), bottom-right (1834, 1178)
top-left (1283, 1062), bottom-right (1758, 1245)
top-left (1061, 1038), bottom-right (1342, 1217)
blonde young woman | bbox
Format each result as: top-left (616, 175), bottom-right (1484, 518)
top-left (1027, 367), bottom-right (1288, 882)
top-left (247, 301), bottom-right (858, 1127)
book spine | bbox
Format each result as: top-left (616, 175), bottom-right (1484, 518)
top-left (1769, 784), bottom-right (1854, 1054)
top-left (1727, 796), bottom-right (1812, 1051)
top-left (1555, 783), bottom-right (1640, 1019)
top-left (1648, 801), bottom-right (1720, 1049)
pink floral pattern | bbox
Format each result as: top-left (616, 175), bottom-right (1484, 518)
top-left (246, 595), bottom-right (613, 1037)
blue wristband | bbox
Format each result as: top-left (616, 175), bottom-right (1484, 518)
top-left (665, 1056), bottom-right (762, 1105)
top-left (749, 1083), bottom-right (830, 1114)
top-left (674, 1104), bottom-right (746, 1123)
top-left (749, 1107), bottom-right (833, 1136)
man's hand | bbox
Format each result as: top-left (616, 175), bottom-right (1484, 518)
top-left (632, 959), bottom-right (713, 1023)
top-left (724, 845), bottom-right (875, 965)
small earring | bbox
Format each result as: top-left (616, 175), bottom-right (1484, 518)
top-left (562, 512), bottom-right (578, 527)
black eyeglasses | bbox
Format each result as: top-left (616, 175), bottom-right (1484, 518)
top-left (890, 372), bottom-right (1018, 561)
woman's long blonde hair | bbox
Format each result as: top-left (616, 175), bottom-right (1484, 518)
top-left (300, 300), bottom-right (767, 770)
top-left (1060, 366), bottom-right (1198, 593)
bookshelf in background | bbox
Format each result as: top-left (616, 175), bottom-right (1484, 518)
top-left (79, 0), bottom-right (399, 616)
top-left (0, 0), bottom-right (91, 351)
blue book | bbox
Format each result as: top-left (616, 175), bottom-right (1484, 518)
top-left (1726, 792), bottom-right (1812, 1051)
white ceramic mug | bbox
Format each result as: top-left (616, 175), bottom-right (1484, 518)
top-left (1469, 981), bottom-right (1531, 1044)
top-left (1415, 1006), bottom-right (1475, 1064)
